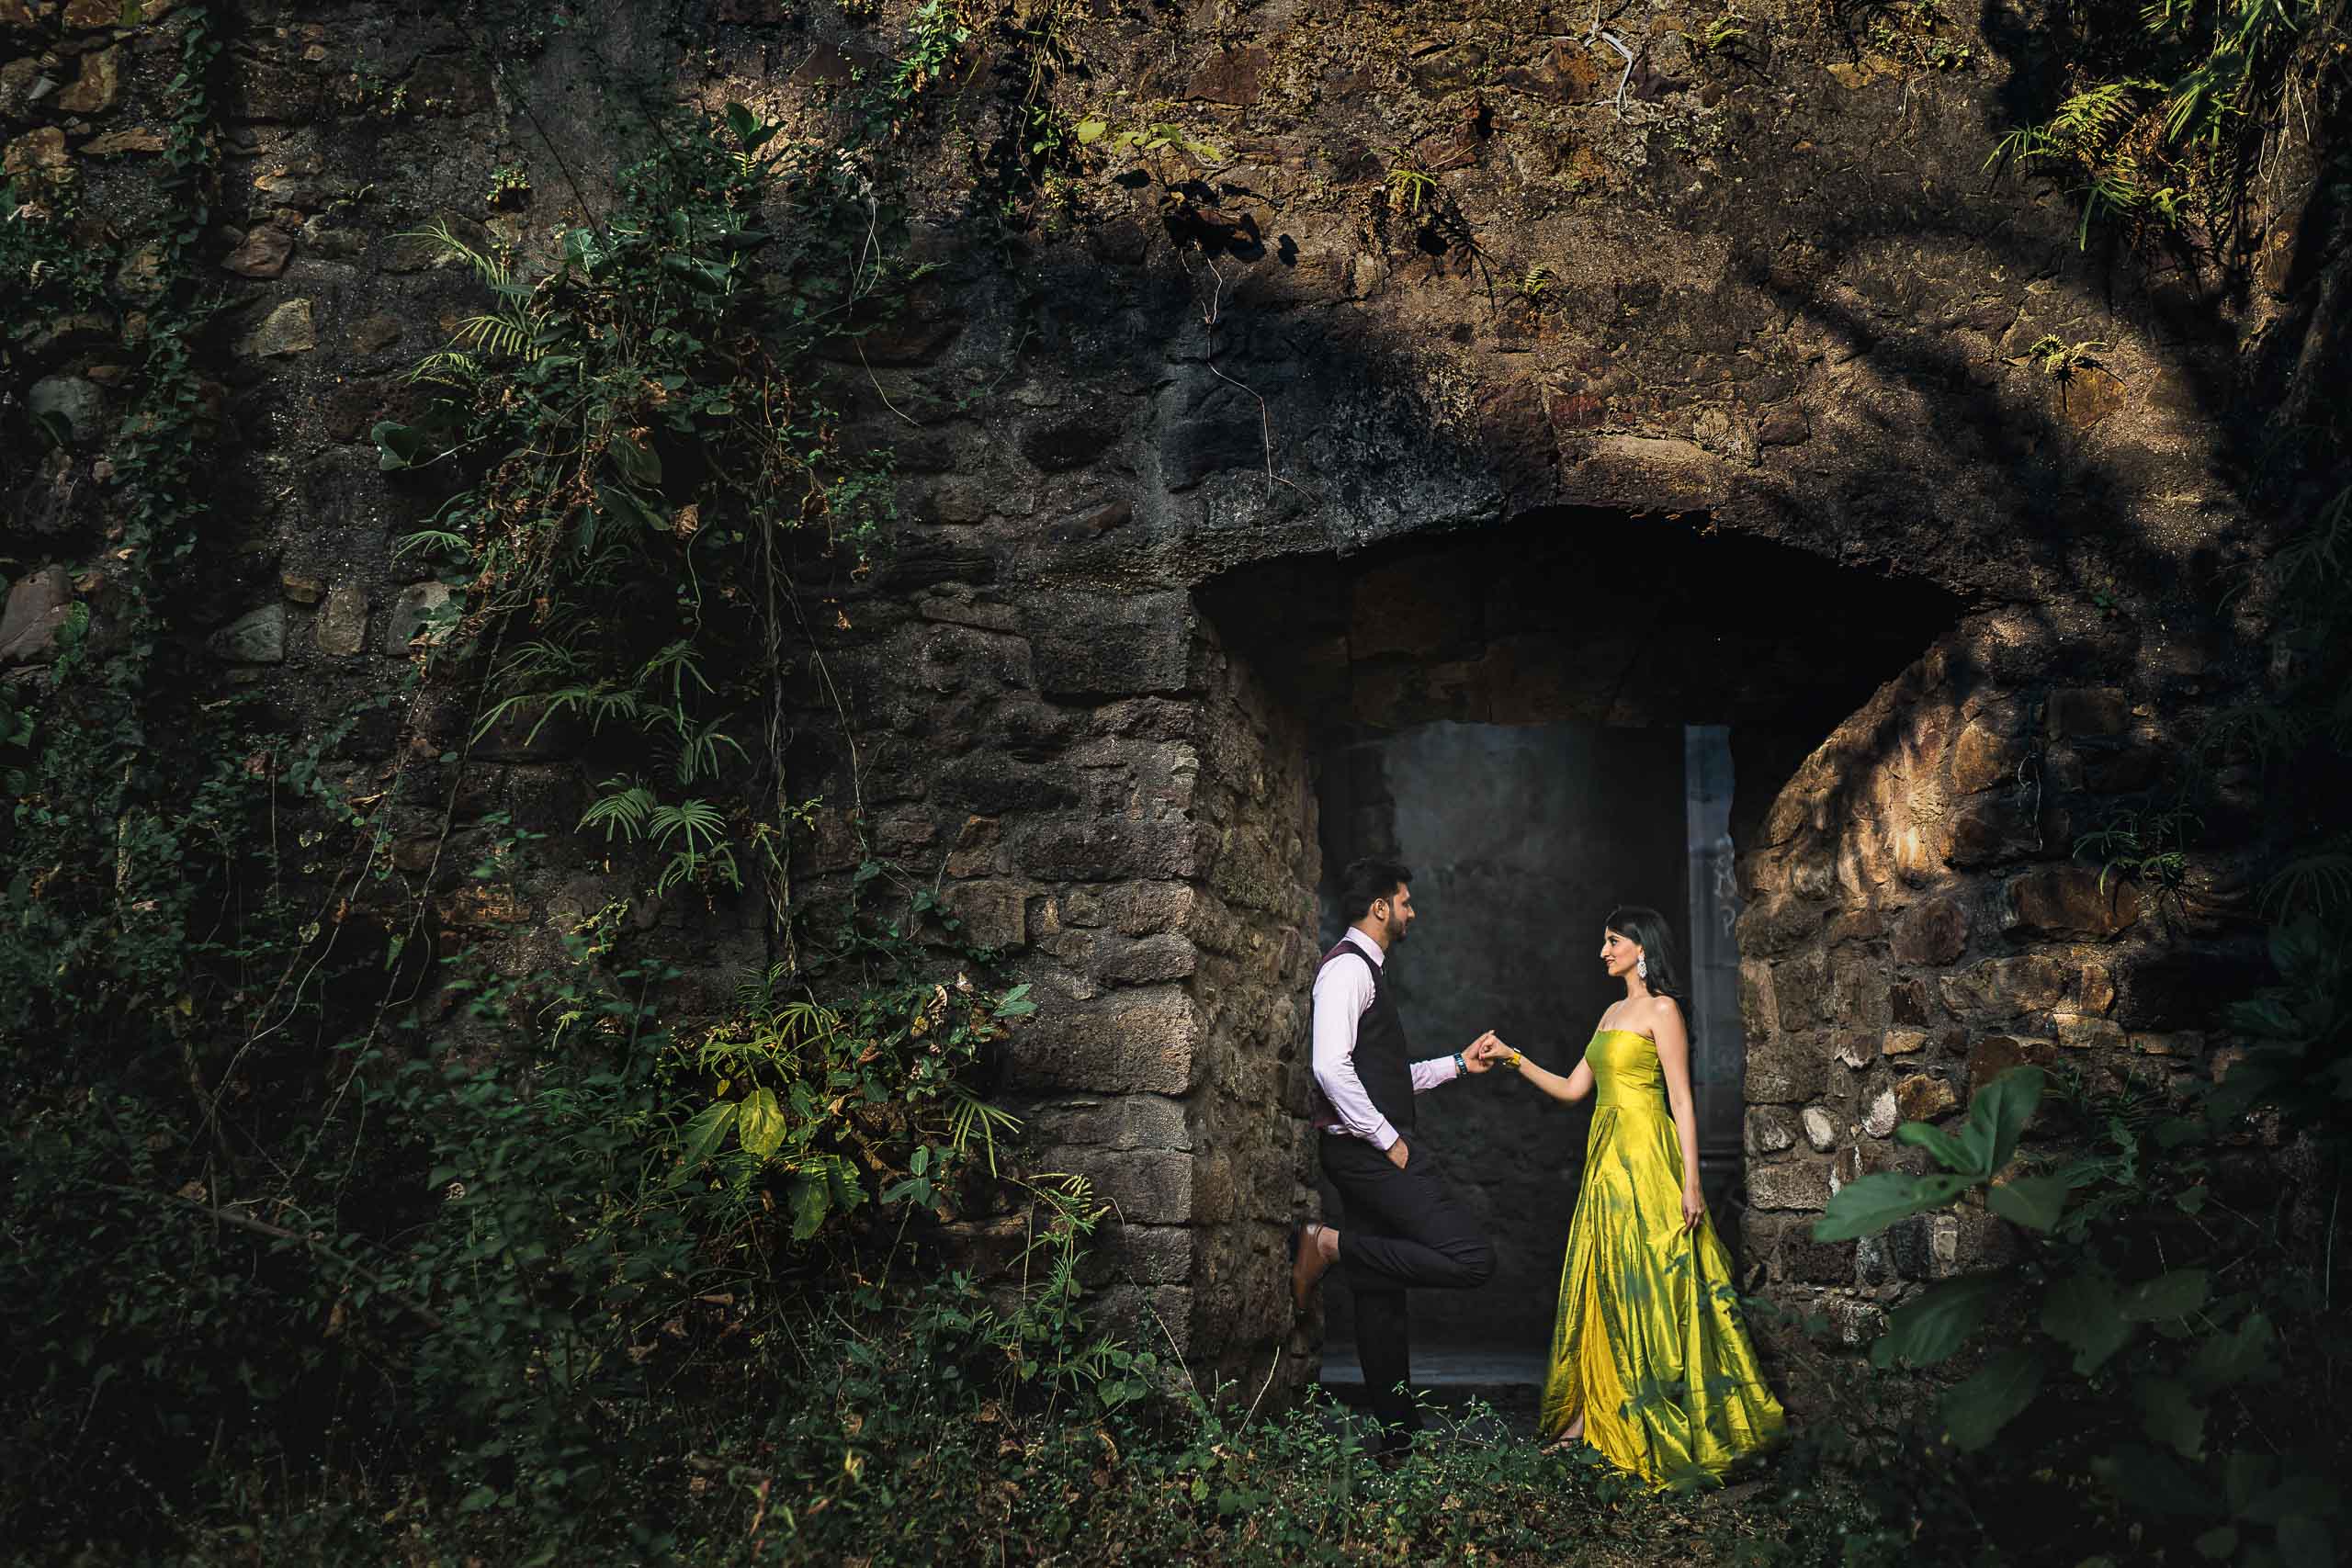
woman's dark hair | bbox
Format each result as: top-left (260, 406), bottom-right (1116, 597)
top-left (1605, 905), bottom-right (1686, 1000)
top-left (1340, 857), bottom-right (1414, 921)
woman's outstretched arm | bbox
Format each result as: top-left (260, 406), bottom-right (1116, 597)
top-left (1497, 1041), bottom-right (1593, 1104)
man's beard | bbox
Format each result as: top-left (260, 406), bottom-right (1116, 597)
top-left (1385, 914), bottom-right (1408, 945)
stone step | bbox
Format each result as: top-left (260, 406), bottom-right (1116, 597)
top-left (1315, 1347), bottom-right (1548, 1437)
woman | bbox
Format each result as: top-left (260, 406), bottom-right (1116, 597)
top-left (1492, 906), bottom-right (1783, 1485)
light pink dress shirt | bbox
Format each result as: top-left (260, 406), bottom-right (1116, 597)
top-left (1311, 927), bottom-right (1462, 1151)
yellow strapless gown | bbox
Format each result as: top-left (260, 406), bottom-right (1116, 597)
top-left (1540, 1029), bottom-right (1784, 1484)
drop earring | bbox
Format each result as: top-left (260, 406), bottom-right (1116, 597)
top-left (1636, 953), bottom-right (1648, 981)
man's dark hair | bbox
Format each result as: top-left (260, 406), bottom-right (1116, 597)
top-left (1339, 858), bottom-right (1414, 921)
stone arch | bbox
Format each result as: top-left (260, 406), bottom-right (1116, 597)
top-left (997, 507), bottom-right (1987, 1394)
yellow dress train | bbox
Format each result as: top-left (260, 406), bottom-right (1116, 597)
top-left (1539, 1029), bottom-right (1785, 1484)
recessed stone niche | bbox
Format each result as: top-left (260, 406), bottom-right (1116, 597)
top-left (1179, 510), bottom-right (1967, 1367)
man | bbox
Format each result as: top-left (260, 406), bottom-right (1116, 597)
top-left (1290, 856), bottom-right (1498, 1451)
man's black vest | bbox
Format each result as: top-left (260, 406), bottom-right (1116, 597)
top-left (1322, 939), bottom-right (1415, 1136)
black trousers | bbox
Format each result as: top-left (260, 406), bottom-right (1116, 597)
top-left (1320, 1133), bottom-right (1496, 1446)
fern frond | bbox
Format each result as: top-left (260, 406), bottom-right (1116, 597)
top-left (2264, 844), bottom-right (2352, 920)
top-left (579, 778), bottom-right (658, 842)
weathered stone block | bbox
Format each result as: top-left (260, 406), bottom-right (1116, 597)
top-left (1005, 987), bottom-right (1202, 1094)
top-left (208, 604), bottom-right (286, 664)
top-left (2078, 959), bottom-right (2116, 1014)
top-left (1747, 1032), bottom-right (1826, 1104)
top-left (1836, 1030), bottom-right (1880, 1069)
top-left (0, 567), bottom-right (74, 665)
top-left (1939, 953), bottom-right (2069, 1018)
top-left (1895, 1074), bottom-right (1959, 1122)
top-left (943, 879), bottom-right (1026, 951)
top-left (382, 581), bottom-right (456, 653)
top-left (1966, 1033), bottom-right (2056, 1095)
top-left (1943, 796), bottom-right (2039, 867)
top-left (1745, 1105), bottom-right (1799, 1156)
top-left (1748, 1158), bottom-right (1832, 1211)
top-left (1020, 412), bottom-right (1125, 471)
top-left (1736, 894), bottom-right (1822, 956)
top-left (2047, 687), bottom-right (2132, 739)
top-left (1861, 1085), bottom-right (1899, 1136)
top-left (1833, 953), bottom-right (1893, 1029)
top-left (2052, 1011), bottom-right (2125, 1051)
top-left (1889, 976), bottom-right (1934, 1025)
top-left (1083, 1224), bottom-right (1193, 1285)
top-left (1891, 896), bottom-right (1970, 965)
top-left (317, 583), bottom-right (368, 653)
top-left (224, 224), bottom-right (294, 278)
top-left (1883, 1027), bottom-right (1929, 1057)
top-left (237, 299), bottom-right (315, 357)
top-left (1030, 591), bottom-right (1193, 698)
top-left (29, 375), bottom-right (104, 446)
top-left (2003, 864), bottom-right (2141, 939)
top-left (1093, 932), bottom-right (1196, 986)
top-left (1770, 950), bottom-right (1833, 1031)
top-left (1801, 1106), bottom-right (1839, 1152)
top-left (1018, 819), bottom-right (1204, 882)
top-left (1949, 718), bottom-right (2023, 793)
top-left (1751, 1212), bottom-right (1850, 1284)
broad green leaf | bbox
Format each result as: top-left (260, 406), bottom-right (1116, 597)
top-left (2120, 1269), bottom-right (2209, 1322)
top-left (2139, 1377), bottom-right (2206, 1459)
top-left (786, 1172), bottom-right (831, 1240)
top-left (1812, 1170), bottom-right (1974, 1242)
top-left (737, 1088), bottom-right (786, 1159)
top-left (1871, 1274), bottom-right (2004, 1370)
top-left (1075, 118), bottom-right (1108, 144)
top-left (1987, 1174), bottom-right (2073, 1232)
top-left (607, 432), bottom-right (662, 488)
top-left (910, 1144), bottom-right (930, 1177)
top-left (1897, 1120), bottom-right (1975, 1173)
top-left (372, 420), bottom-right (425, 470)
top-left (1961, 1065), bottom-right (2045, 1177)
top-left (725, 102), bottom-right (757, 143)
top-left (675, 1100), bottom-right (739, 1176)
top-left (2041, 1268), bottom-right (2134, 1374)
top-left (2092, 1442), bottom-right (2222, 1516)
top-left (1941, 1347), bottom-right (2042, 1451)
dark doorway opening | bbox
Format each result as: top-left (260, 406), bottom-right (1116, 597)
top-left (1197, 509), bottom-right (1966, 1369)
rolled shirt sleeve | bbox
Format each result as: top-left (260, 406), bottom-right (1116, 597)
top-left (1409, 1055), bottom-right (1463, 1092)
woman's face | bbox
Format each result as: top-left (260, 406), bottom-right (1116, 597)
top-left (1600, 927), bottom-right (1643, 981)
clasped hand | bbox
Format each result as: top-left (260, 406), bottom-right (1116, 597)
top-left (1463, 1032), bottom-right (1518, 1071)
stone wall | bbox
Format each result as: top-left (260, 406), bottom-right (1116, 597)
top-left (6, 0), bottom-right (2337, 1405)
top-left (1734, 610), bottom-right (2255, 1347)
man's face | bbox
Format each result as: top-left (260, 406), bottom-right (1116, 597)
top-left (1373, 884), bottom-right (1416, 944)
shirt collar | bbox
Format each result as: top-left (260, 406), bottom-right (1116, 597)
top-left (1343, 926), bottom-right (1386, 967)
